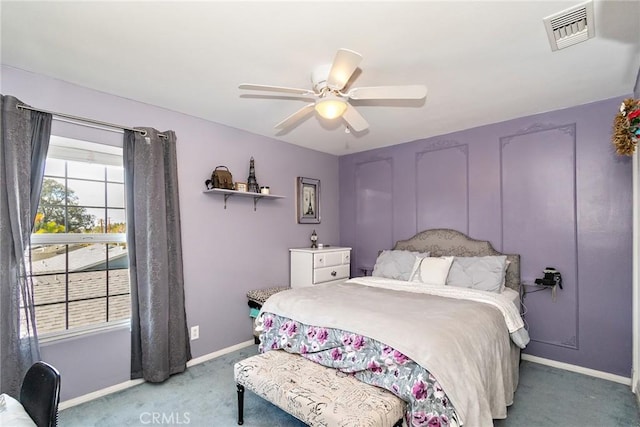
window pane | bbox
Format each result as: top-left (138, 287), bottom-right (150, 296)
top-left (85, 208), bottom-right (106, 233)
top-left (67, 179), bottom-right (105, 207)
top-left (108, 268), bottom-right (130, 295)
top-left (107, 244), bottom-right (129, 269)
top-left (67, 161), bottom-right (106, 181)
top-left (67, 243), bottom-right (126, 272)
top-left (38, 177), bottom-right (66, 228)
top-left (68, 299), bottom-right (106, 329)
top-left (30, 244), bottom-right (67, 275)
top-left (107, 183), bottom-right (125, 208)
top-left (82, 211), bottom-right (127, 234)
top-left (107, 209), bottom-right (126, 233)
top-left (107, 166), bottom-right (124, 183)
top-left (32, 274), bottom-right (66, 305)
top-left (109, 295), bottom-right (131, 321)
top-left (37, 177), bottom-right (97, 233)
top-left (44, 158), bottom-right (65, 177)
top-left (68, 270), bottom-right (107, 300)
top-left (35, 303), bottom-right (66, 334)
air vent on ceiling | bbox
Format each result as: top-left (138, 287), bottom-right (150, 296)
top-left (543, 0), bottom-right (595, 51)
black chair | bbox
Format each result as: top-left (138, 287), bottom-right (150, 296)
top-left (19, 361), bottom-right (61, 427)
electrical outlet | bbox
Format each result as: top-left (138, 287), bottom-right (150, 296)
top-left (190, 325), bottom-right (199, 340)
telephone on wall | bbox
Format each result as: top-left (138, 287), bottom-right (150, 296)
top-left (534, 267), bottom-right (563, 289)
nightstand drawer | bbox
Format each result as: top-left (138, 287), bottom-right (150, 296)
top-left (314, 265), bottom-right (350, 284)
top-left (314, 251), bottom-right (347, 268)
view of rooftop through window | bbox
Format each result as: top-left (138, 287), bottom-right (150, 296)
top-left (27, 136), bottom-right (130, 335)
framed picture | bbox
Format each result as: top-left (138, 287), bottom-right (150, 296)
top-left (235, 182), bottom-right (248, 192)
top-left (297, 177), bottom-right (320, 224)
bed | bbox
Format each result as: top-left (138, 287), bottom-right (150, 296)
top-left (257, 229), bottom-right (529, 427)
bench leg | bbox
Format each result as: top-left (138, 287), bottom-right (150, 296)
top-left (237, 384), bottom-right (245, 425)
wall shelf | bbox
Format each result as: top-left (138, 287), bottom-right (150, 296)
top-left (203, 188), bottom-right (285, 211)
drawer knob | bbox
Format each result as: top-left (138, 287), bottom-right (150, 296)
top-left (331, 271), bottom-right (337, 277)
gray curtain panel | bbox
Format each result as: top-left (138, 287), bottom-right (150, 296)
top-left (0, 95), bottom-right (51, 397)
top-left (124, 128), bottom-right (191, 382)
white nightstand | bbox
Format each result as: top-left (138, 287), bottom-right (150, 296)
top-left (290, 247), bottom-right (352, 288)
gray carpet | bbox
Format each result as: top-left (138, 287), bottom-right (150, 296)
top-left (60, 344), bottom-right (640, 426)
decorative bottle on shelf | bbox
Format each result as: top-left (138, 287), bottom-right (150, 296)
top-left (247, 157), bottom-right (259, 193)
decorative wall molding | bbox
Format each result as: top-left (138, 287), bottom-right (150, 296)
top-left (355, 156), bottom-right (394, 168)
top-left (502, 122), bottom-right (576, 146)
top-left (500, 124), bottom-right (579, 349)
top-left (416, 139), bottom-right (464, 158)
top-left (561, 335), bottom-right (577, 348)
top-left (415, 144), bottom-right (470, 235)
top-left (354, 157), bottom-right (394, 272)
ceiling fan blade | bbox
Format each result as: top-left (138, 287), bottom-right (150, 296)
top-left (342, 104), bottom-right (369, 132)
top-left (239, 84), bottom-right (315, 96)
top-left (347, 85), bottom-right (428, 100)
top-left (274, 103), bottom-right (316, 129)
top-left (326, 49), bottom-right (363, 91)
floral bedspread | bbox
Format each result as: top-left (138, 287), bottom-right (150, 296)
top-left (259, 312), bottom-right (459, 427)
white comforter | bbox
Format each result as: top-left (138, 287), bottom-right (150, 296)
top-left (349, 277), bottom-right (530, 349)
top-left (259, 277), bottom-right (528, 426)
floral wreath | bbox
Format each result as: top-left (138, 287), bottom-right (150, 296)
top-left (612, 98), bottom-right (640, 156)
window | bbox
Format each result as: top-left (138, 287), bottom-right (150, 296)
top-left (27, 136), bottom-right (130, 336)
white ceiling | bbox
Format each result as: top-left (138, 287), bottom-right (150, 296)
top-left (1, 1), bottom-right (639, 156)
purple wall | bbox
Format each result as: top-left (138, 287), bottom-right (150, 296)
top-left (1, 65), bottom-right (341, 400)
top-left (339, 97), bottom-right (633, 377)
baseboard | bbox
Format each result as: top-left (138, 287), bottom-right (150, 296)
top-left (186, 339), bottom-right (254, 367)
top-left (59, 339), bottom-right (255, 411)
top-left (58, 379), bottom-right (145, 411)
top-left (521, 354), bottom-right (631, 386)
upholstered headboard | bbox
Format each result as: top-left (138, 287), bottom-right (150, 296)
top-left (393, 229), bottom-right (521, 292)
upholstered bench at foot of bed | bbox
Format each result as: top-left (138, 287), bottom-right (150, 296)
top-left (234, 350), bottom-right (405, 427)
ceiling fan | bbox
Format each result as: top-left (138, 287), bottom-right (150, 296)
top-left (239, 48), bottom-right (427, 132)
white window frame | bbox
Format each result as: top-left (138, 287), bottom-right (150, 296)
top-left (31, 233), bottom-right (126, 245)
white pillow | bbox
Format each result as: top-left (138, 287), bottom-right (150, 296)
top-left (409, 256), bottom-right (454, 286)
top-left (446, 256), bottom-right (508, 293)
top-left (372, 250), bottom-right (429, 281)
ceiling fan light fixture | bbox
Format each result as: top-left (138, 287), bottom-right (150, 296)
top-left (239, 48), bottom-right (426, 132)
top-left (315, 96), bottom-right (347, 119)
